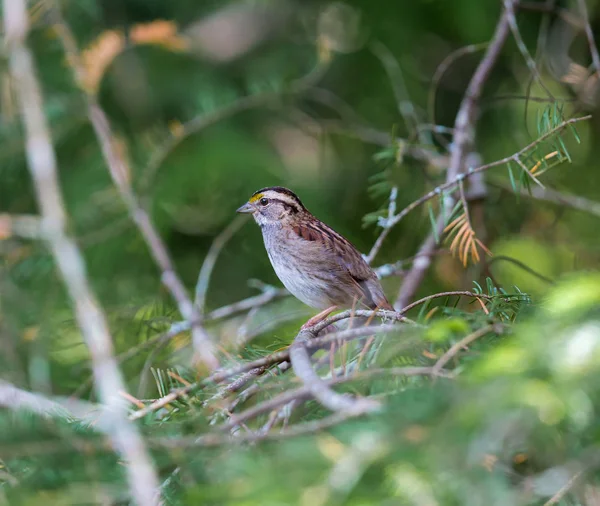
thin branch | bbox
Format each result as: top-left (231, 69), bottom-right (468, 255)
top-left (394, 225), bottom-right (440, 310)
top-left (504, 0), bottom-right (555, 98)
top-left (448, 2), bottom-right (514, 183)
top-left (308, 290), bottom-right (495, 334)
top-left (577, 0), bottom-right (600, 74)
top-left (312, 120), bottom-right (449, 169)
top-left (3, 2), bottom-right (161, 503)
top-left (366, 186), bottom-right (399, 264)
top-left (51, 8), bottom-right (219, 371)
top-left (227, 361), bottom-right (291, 413)
top-left (0, 213), bottom-right (42, 239)
top-left (542, 470), bottom-right (584, 506)
top-left (0, 380), bottom-right (100, 423)
top-left (205, 286), bottom-right (289, 321)
top-left (371, 41), bottom-right (427, 144)
top-left (491, 179), bottom-right (600, 217)
top-left (428, 42), bottom-right (488, 129)
top-left (194, 215), bottom-right (248, 314)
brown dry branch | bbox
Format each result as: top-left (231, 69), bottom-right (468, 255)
top-left (3, 1), bottom-right (161, 503)
top-left (51, 6), bottom-right (219, 372)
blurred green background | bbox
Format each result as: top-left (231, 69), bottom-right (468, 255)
top-left (1, 0), bottom-right (600, 503)
top-left (1, 0), bottom-right (599, 388)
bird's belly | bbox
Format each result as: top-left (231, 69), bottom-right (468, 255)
top-left (268, 254), bottom-right (333, 309)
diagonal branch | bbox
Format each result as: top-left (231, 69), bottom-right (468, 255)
top-left (194, 215), bottom-right (248, 315)
top-left (577, 0), bottom-right (600, 75)
top-left (0, 380), bottom-right (99, 423)
top-left (2, 2), bottom-right (161, 504)
top-left (51, 7), bottom-right (219, 372)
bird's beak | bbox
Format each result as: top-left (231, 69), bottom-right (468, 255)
top-left (236, 202), bottom-right (255, 214)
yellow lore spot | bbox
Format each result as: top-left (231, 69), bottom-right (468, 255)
top-left (249, 193), bottom-right (264, 203)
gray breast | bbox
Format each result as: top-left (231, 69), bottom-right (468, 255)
top-left (261, 225), bottom-right (336, 309)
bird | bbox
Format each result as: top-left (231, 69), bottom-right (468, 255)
top-left (236, 186), bottom-right (393, 327)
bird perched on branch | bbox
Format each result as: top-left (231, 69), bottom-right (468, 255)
top-left (237, 186), bottom-right (393, 326)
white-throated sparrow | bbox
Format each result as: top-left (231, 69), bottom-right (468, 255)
top-left (237, 187), bottom-right (393, 317)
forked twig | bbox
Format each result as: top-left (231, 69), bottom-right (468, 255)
top-left (51, 7), bottom-right (219, 372)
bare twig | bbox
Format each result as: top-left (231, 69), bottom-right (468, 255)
top-left (491, 179), bottom-right (600, 217)
top-left (448, 3), bottom-right (514, 183)
top-left (370, 6), bottom-right (513, 276)
top-left (542, 470), bottom-right (584, 506)
top-left (428, 42), bottom-right (488, 129)
top-left (3, 2), bottom-right (161, 503)
top-left (0, 380), bottom-right (99, 423)
top-left (577, 0), bottom-right (600, 75)
top-left (371, 42), bottom-right (427, 144)
top-left (52, 8), bottom-right (219, 371)
top-left (0, 213), bottom-right (42, 239)
top-left (194, 215), bottom-right (248, 314)
top-left (398, 290), bottom-right (493, 315)
top-left (310, 120), bottom-right (449, 169)
top-left (366, 186), bottom-right (399, 264)
top-left (504, 0), bottom-right (555, 98)
top-left (205, 286), bottom-right (288, 321)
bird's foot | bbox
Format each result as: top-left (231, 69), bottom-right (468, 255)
top-left (301, 306), bottom-right (338, 330)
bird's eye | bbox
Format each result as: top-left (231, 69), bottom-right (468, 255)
top-left (259, 198), bottom-right (269, 206)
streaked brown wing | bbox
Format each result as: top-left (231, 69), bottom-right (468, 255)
top-left (292, 221), bottom-right (385, 308)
